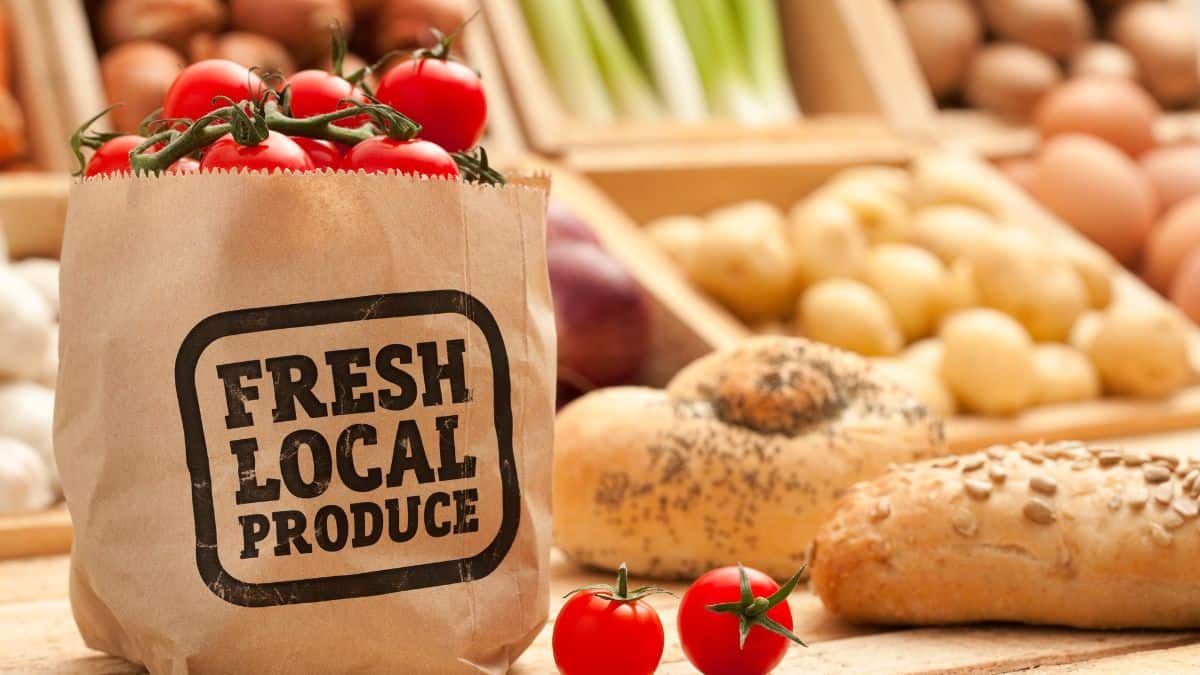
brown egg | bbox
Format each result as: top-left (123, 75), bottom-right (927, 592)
top-left (1144, 195), bottom-right (1200, 292)
top-left (1069, 42), bottom-right (1139, 81)
top-left (1033, 77), bottom-right (1159, 157)
top-left (980, 0), bottom-right (1093, 59)
top-left (1140, 144), bottom-right (1200, 213)
top-left (898, 0), bottom-right (982, 99)
top-left (1111, 1), bottom-right (1200, 107)
top-left (1169, 245), bottom-right (1200, 322)
top-left (965, 43), bottom-right (1063, 119)
top-left (1032, 134), bottom-right (1157, 266)
top-left (995, 157), bottom-right (1037, 193)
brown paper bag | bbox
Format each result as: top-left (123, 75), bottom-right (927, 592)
top-left (55, 171), bottom-right (554, 674)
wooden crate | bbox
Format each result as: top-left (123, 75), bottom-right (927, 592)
top-left (0, 0), bottom-right (103, 259)
top-left (847, 0), bottom-right (1200, 157)
top-left (575, 144), bottom-right (1200, 452)
top-left (479, 0), bottom-right (902, 156)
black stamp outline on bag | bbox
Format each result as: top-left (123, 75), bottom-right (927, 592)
top-left (174, 290), bottom-right (519, 607)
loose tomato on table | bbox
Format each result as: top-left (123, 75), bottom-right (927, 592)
top-left (552, 564), bottom-right (670, 675)
top-left (677, 565), bottom-right (808, 675)
top-left (287, 69), bottom-right (369, 128)
top-left (198, 131), bottom-right (315, 172)
top-left (342, 137), bottom-right (458, 177)
top-left (376, 55), bottom-right (486, 153)
top-left (162, 59), bottom-right (265, 122)
top-left (290, 137), bottom-right (342, 170)
top-left (83, 135), bottom-right (146, 177)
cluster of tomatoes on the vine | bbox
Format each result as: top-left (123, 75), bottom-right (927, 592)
top-left (553, 563), bottom-right (807, 675)
top-left (76, 28), bottom-right (489, 180)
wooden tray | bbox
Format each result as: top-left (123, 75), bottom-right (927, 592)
top-left (565, 145), bottom-right (1200, 451)
top-left (0, 506), bottom-right (70, 561)
top-left (479, 0), bottom-right (900, 156)
top-left (5, 547), bottom-right (1200, 673)
top-left (845, 0), bottom-right (1200, 157)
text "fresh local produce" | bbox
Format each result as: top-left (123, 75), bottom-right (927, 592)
top-left (215, 339), bottom-right (480, 559)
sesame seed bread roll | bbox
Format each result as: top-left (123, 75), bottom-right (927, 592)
top-left (812, 442), bottom-right (1200, 628)
top-left (554, 336), bottom-right (947, 581)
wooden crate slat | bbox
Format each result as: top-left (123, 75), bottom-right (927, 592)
top-left (0, 506), bottom-right (70, 561)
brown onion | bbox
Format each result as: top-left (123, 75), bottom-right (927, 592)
top-left (371, 0), bottom-right (468, 57)
top-left (189, 32), bottom-right (296, 75)
top-left (229, 0), bottom-right (353, 62)
top-left (100, 40), bottom-right (185, 132)
top-left (98, 0), bottom-right (225, 51)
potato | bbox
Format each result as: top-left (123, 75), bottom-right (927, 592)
top-left (1062, 246), bottom-right (1114, 309)
top-left (692, 202), bottom-right (797, 322)
top-left (1032, 344), bottom-right (1101, 405)
top-left (786, 196), bottom-right (869, 286)
top-left (1111, 1), bottom-right (1200, 107)
top-left (864, 244), bottom-right (946, 340)
top-left (0, 88), bottom-right (25, 165)
top-left (935, 258), bottom-right (979, 321)
top-left (911, 153), bottom-right (1002, 214)
top-left (912, 205), bottom-right (997, 263)
top-left (1033, 77), bottom-right (1160, 157)
top-left (898, 0), bottom-right (982, 99)
top-left (812, 178), bottom-right (913, 243)
top-left (1086, 305), bottom-right (1191, 397)
top-left (826, 166), bottom-right (913, 203)
top-left (902, 338), bottom-right (945, 374)
top-left (645, 215), bottom-right (706, 275)
top-left (968, 226), bottom-right (1087, 341)
top-left (798, 279), bottom-right (903, 356)
top-left (871, 358), bottom-right (957, 417)
top-left (965, 43), bottom-right (1063, 120)
top-left (941, 309), bottom-right (1037, 415)
top-left (980, 0), bottom-right (1092, 59)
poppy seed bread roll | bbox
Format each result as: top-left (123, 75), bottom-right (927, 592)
top-left (553, 337), bottom-right (947, 580)
top-left (812, 442), bottom-right (1200, 628)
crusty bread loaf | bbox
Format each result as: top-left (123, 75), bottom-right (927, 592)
top-left (812, 441), bottom-right (1200, 628)
top-left (554, 336), bottom-right (946, 580)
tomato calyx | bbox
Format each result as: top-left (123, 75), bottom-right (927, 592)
top-left (705, 564), bottom-right (808, 649)
top-left (414, 11), bottom-right (477, 63)
top-left (69, 105), bottom-right (129, 176)
top-left (565, 563), bottom-right (674, 603)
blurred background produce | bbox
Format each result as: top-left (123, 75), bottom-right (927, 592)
top-left (86, 0), bottom-right (470, 132)
top-left (898, 0), bottom-right (1200, 119)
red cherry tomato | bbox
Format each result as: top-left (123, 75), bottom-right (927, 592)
top-left (551, 567), bottom-right (666, 675)
top-left (290, 137), bottom-right (342, 170)
top-left (342, 137), bottom-right (459, 178)
top-left (199, 131), bottom-right (315, 173)
top-left (163, 59), bottom-right (264, 123)
top-left (376, 57), bottom-right (487, 152)
top-left (84, 135), bottom-right (146, 177)
top-left (168, 157), bottom-right (200, 174)
top-left (677, 566), bottom-right (804, 675)
top-left (288, 69), bottom-right (368, 129)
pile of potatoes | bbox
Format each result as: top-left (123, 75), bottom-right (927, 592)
top-left (92, 0), bottom-right (469, 132)
top-left (0, 233), bottom-right (59, 515)
top-left (647, 157), bottom-right (1194, 418)
top-left (899, 0), bottom-right (1200, 119)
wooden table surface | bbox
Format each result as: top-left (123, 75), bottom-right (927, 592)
top-left (6, 429), bottom-right (1200, 674)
